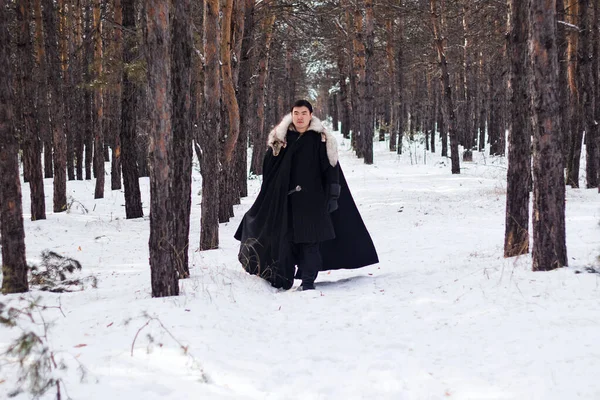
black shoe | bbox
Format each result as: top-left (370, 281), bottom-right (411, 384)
top-left (297, 283), bottom-right (315, 291)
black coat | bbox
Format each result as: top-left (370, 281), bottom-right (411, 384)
top-left (234, 116), bottom-right (378, 289)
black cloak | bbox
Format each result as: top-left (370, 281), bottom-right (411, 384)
top-left (234, 116), bottom-right (378, 290)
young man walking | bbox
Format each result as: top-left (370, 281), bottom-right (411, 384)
top-left (235, 100), bottom-right (378, 291)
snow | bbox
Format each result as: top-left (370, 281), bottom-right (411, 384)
top-left (1, 128), bottom-right (600, 400)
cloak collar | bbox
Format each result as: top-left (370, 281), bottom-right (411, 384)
top-left (267, 113), bottom-right (338, 167)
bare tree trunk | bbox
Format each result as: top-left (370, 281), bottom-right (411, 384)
top-left (110, 0), bottom-right (123, 191)
top-left (430, 75), bottom-right (437, 153)
top-left (1, 4), bottom-right (28, 294)
top-left (249, 10), bottom-right (276, 176)
top-left (171, 0), bottom-right (193, 277)
top-left (73, 0), bottom-right (84, 182)
top-left (528, 0), bottom-right (568, 271)
top-left (580, 0), bottom-right (598, 188)
top-left (230, 0), bottom-right (246, 202)
top-left (556, 0), bottom-right (570, 162)
top-left (93, 0), bottom-right (105, 199)
top-left (234, 0), bottom-right (254, 199)
top-left (505, 0), bottom-right (531, 257)
top-left (119, 0), bottom-right (143, 219)
top-left (17, 0), bottom-right (46, 221)
top-left (146, 0), bottom-right (179, 296)
top-left (34, 0), bottom-right (53, 179)
top-left (565, 0), bottom-right (582, 187)
top-left (353, 3), bottom-right (366, 158)
top-left (84, 1), bottom-right (93, 181)
top-left (59, 0), bottom-right (75, 183)
top-left (396, 6), bottom-right (405, 155)
top-left (363, 0), bottom-right (375, 164)
top-left (431, 0), bottom-right (460, 173)
top-left (594, 0), bottom-right (600, 191)
top-left (337, 45), bottom-right (351, 139)
top-left (43, 0), bottom-right (68, 211)
top-left (200, 0), bottom-right (221, 250)
top-left (218, 0), bottom-right (240, 223)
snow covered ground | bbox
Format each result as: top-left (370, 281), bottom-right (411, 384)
top-left (1, 129), bottom-right (599, 400)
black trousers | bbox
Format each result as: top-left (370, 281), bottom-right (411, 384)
top-left (296, 242), bottom-right (322, 285)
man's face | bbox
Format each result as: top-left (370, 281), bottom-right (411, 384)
top-left (292, 106), bottom-right (312, 132)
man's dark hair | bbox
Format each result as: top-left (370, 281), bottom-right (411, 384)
top-left (291, 99), bottom-right (313, 114)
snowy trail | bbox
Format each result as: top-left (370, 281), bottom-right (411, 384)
top-left (2, 132), bottom-right (599, 400)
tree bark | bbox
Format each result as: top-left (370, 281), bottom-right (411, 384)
top-left (34, 0), bottom-right (53, 179)
top-left (594, 0), bottom-right (600, 191)
top-left (234, 0), bottom-right (254, 199)
top-left (431, 0), bottom-right (460, 173)
top-left (363, 0), bottom-right (375, 164)
top-left (565, 0), bottom-right (582, 187)
top-left (396, 6), bottom-right (405, 155)
top-left (93, 0), bottom-right (105, 198)
top-left (0, 3), bottom-right (28, 294)
top-left (504, 0), bottom-right (531, 257)
top-left (528, 0), bottom-right (568, 271)
top-left (200, 0), bottom-right (221, 250)
top-left (145, 0), bottom-right (179, 296)
top-left (580, 0), bottom-right (597, 188)
top-left (171, 0), bottom-right (193, 276)
top-left (119, 0), bottom-right (143, 219)
top-left (249, 10), bottom-right (276, 176)
top-left (218, 0), bottom-right (240, 223)
top-left (111, 0), bottom-right (123, 191)
top-left (352, 4), bottom-right (366, 158)
top-left (43, 0), bottom-right (68, 211)
top-left (17, 0), bottom-right (46, 221)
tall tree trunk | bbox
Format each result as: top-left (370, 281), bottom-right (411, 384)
top-left (73, 0), bottom-right (85, 181)
top-left (43, 0), bottom-right (68, 211)
top-left (396, 6), bottom-right (405, 155)
top-left (231, 0), bottom-right (247, 202)
top-left (171, 0), bottom-right (193, 277)
top-left (431, 0), bottom-right (460, 173)
top-left (594, 0), bottom-right (600, 191)
top-left (34, 0), bottom-right (53, 179)
top-left (145, 0), bottom-right (179, 297)
top-left (1, 3), bottom-right (28, 294)
top-left (120, 0), bottom-right (143, 219)
top-left (461, 5), bottom-right (473, 160)
top-left (111, 0), bottom-right (123, 191)
top-left (59, 0), bottom-right (75, 182)
top-left (505, 0), bottom-right (531, 257)
top-left (565, 0), bottom-right (582, 187)
top-left (235, 0), bottom-right (254, 199)
top-left (200, 0), bottom-right (221, 250)
top-left (17, 0), bottom-right (46, 221)
top-left (528, 0), bottom-right (568, 271)
top-left (249, 10), bottom-right (276, 176)
top-left (219, 0), bottom-right (240, 223)
top-left (556, 0), bottom-right (570, 163)
top-left (363, 0), bottom-right (375, 164)
top-left (580, 0), bottom-right (598, 188)
top-left (337, 46), bottom-right (351, 139)
top-left (93, 0), bottom-right (105, 198)
top-left (478, 52), bottom-right (487, 152)
top-left (353, 3), bottom-right (366, 158)
top-left (83, 2), bottom-right (93, 180)
top-left (430, 75), bottom-right (437, 153)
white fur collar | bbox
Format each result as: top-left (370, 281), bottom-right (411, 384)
top-left (267, 113), bottom-right (338, 167)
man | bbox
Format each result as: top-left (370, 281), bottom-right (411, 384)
top-left (234, 100), bottom-right (378, 291)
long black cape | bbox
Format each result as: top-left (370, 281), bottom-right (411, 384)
top-left (234, 146), bottom-right (378, 290)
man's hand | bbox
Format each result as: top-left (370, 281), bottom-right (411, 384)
top-left (327, 198), bottom-right (338, 213)
top-left (328, 183), bottom-right (341, 213)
